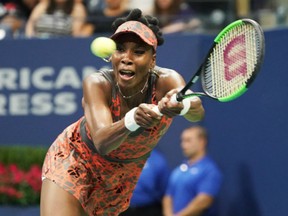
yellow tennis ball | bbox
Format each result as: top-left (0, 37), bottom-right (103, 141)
top-left (90, 37), bottom-right (116, 58)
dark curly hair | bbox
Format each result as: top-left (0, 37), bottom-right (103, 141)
top-left (111, 8), bottom-right (164, 46)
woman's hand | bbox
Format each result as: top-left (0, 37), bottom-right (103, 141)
top-left (184, 96), bottom-right (205, 122)
top-left (134, 103), bottom-right (162, 129)
top-left (157, 89), bottom-right (184, 118)
top-left (157, 89), bottom-right (204, 122)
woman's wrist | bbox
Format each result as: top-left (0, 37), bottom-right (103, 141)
top-left (124, 107), bottom-right (140, 132)
top-left (179, 97), bottom-right (191, 116)
top-left (170, 93), bottom-right (194, 116)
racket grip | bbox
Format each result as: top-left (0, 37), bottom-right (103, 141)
top-left (151, 94), bottom-right (177, 117)
top-left (171, 93), bottom-right (191, 116)
top-left (152, 106), bottom-right (163, 116)
top-left (153, 94), bottom-right (190, 117)
top-left (170, 94), bottom-right (178, 104)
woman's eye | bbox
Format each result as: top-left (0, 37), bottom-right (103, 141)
top-left (135, 50), bottom-right (145, 55)
top-left (116, 45), bottom-right (124, 52)
top-left (116, 48), bottom-right (124, 52)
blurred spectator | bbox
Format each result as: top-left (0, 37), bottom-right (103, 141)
top-left (82, 0), bottom-right (105, 14)
top-left (25, 0), bottom-right (86, 38)
top-left (0, 0), bottom-right (39, 39)
top-left (251, 0), bottom-right (269, 12)
top-left (153, 0), bottom-right (201, 34)
top-left (163, 126), bottom-right (223, 216)
top-left (81, 0), bottom-right (130, 36)
top-left (120, 149), bottom-right (170, 216)
top-left (82, 0), bottom-right (130, 36)
top-left (125, 0), bottom-right (154, 15)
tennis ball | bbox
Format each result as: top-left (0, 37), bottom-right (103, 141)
top-left (90, 37), bottom-right (116, 58)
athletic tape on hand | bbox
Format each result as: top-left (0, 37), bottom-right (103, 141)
top-left (152, 106), bottom-right (163, 116)
top-left (124, 107), bottom-right (140, 132)
top-left (170, 94), bottom-right (191, 116)
top-left (179, 97), bottom-right (191, 116)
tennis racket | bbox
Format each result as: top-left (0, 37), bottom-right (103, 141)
top-left (154, 18), bottom-right (265, 115)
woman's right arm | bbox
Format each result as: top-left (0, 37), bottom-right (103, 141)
top-left (82, 73), bottom-right (130, 155)
top-left (82, 74), bottom-right (160, 155)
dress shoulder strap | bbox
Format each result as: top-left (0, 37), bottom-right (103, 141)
top-left (145, 67), bottom-right (160, 104)
top-left (97, 69), bottom-right (116, 98)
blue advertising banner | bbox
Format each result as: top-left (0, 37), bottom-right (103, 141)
top-left (0, 38), bottom-right (104, 145)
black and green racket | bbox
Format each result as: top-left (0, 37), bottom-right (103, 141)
top-left (155, 18), bottom-right (265, 115)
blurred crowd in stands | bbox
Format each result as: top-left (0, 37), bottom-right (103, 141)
top-left (0, 0), bottom-right (287, 39)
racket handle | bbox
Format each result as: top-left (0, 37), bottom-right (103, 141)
top-left (170, 94), bottom-right (179, 104)
top-left (175, 91), bottom-right (185, 102)
top-left (152, 94), bottom-right (190, 116)
top-left (152, 94), bottom-right (178, 116)
top-left (171, 93), bottom-right (191, 116)
top-left (152, 106), bottom-right (163, 116)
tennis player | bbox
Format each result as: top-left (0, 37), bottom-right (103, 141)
top-left (40, 8), bottom-right (204, 216)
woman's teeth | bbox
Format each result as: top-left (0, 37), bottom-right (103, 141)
top-left (120, 70), bottom-right (135, 77)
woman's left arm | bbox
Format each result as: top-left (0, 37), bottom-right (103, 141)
top-left (156, 68), bottom-right (205, 122)
top-left (183, 95), bottom-right (205, 122)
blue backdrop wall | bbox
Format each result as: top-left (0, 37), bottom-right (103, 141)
top-left (1, 28), bottom-right (288, 216)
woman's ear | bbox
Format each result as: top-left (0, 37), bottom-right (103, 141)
top-left (151, 53), bottom-right (156, 68)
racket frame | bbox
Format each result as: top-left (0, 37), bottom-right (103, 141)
top-left (176, 19), bottom-right (265, 102)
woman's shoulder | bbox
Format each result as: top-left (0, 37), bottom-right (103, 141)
top-left (153, 65), bottom-right (185, 98)
top-left (154, 65), bottom-right (183, 81)
top-left (83, 71), bottom-right (113, 102)
top-left (83, 70), bottom-right (113, 89)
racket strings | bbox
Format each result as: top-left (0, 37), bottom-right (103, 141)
top-left (204, 24), bottom-right (261, 98)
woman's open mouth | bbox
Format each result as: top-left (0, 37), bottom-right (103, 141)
top-left (119, 70), bottom-right (135, 80)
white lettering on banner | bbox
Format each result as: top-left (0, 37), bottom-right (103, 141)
top-left (0, 66), bottom-right (97, 90)
top-left (54, 67), bottom-right (81, 89)
top-left (30, 93), bottom-right (53, 115)
top-left (0, 95), bottom-right (7, 115)
top-left (54, 93), bottom-right (77, 115)
top-left (10, 94), bottom-right (29, 115)
top-left (33, 67), bottom-right (54, 90)
top-left (0, 68), bottom-right (18, 89)
top-left (19, 68), bottom-right (30, 90)
top-left (0, 65), bottom-right (104, 116)
top-left (0, 93), bottom-right (78, 116)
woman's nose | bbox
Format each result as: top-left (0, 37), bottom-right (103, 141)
top-left (120, 51), bottom-right (133, 65)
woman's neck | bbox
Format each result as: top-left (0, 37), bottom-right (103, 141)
top-left (117, 74), bottom-right (149, 99)
top-left (117, 74), bottom-right (150, 108)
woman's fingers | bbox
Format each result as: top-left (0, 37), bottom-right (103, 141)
top-left (135, 104), bottom-right (161, 128)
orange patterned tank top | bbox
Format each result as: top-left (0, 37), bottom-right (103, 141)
top-left (42, 68), bottom-right (173, 215)
top-left (81, 69), bottom-right (173, 162)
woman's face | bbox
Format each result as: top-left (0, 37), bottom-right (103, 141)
top-left (111, 33), bottom-right (156, 90)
